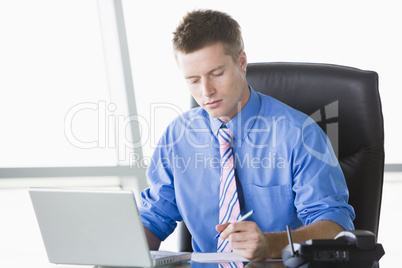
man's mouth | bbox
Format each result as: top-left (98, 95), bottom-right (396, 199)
top-left (204, 100), bottom-right (222, 108)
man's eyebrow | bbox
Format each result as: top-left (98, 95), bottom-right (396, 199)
top-left (207, 65), bottom-right (225, 74)
top-left (184, 65), bottom-right (226, 80)
top-left (185, 75), bottom-right (198, 80)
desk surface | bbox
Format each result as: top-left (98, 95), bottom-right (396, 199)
top-left (161, 261), bottom-right (285, 268)
top-left (20, 261), bottom-right (285, 268)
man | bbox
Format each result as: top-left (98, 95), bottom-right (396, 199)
top-left (139, 9), bottom-right (355, 261)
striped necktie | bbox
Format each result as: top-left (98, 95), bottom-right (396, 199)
top-left (217, 126), bottom-right (241, 253)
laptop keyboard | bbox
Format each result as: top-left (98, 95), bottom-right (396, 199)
top-left (151, 251), bottom-right (181, 259)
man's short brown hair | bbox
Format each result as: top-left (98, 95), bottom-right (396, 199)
top-left (173, 9), bottom-right (244, 61)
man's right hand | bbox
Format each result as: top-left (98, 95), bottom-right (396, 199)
top-left (144, 227), bottom-right (161, 250)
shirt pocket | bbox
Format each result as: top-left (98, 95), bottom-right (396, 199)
top-left (246, 184), bottom-right (296, 231)
top-left (247, 184), bottom-right (293, 198)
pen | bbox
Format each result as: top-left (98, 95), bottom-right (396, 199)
top-left (214, 209), bottom-right (254, 239)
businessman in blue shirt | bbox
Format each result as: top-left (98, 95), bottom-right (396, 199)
top-left (139, 9), bottom-right (355, 261)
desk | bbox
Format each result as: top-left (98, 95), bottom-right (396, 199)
top-left (156, 261), bottom-right (285, 268)
top-left (190, 261), bottom-right (284, 268)
top-left (0, 262), bottom-right (284, 268)
top-left (94, 262), bottom-right (284, 268)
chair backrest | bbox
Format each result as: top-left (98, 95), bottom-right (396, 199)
top-left (246, 62), bottom-right (384, 236)
top-left (179, 62), bottom-right (384, 251)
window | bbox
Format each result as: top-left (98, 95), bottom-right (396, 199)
top-left (0, 0), bottom-right (117, 167)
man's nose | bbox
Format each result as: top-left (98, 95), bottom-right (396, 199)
top-left (201, 78), bottom-right (215, 97)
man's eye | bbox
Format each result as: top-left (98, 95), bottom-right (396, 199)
top-left (190, 79), bottom-right (200, 84)
top-left (212, 71), bottom-right (224, 77)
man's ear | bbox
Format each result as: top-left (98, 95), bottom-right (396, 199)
top-left (239, 50), bottom-right (247, 72)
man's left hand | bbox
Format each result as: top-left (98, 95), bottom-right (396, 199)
top-left (216, 221), bottom-right (271, 261)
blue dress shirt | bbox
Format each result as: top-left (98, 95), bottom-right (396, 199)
top-left (139, 87), bottom-right (355, 252)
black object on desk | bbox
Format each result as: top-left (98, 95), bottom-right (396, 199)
top-left (282, 229), bottom-right (385, 268)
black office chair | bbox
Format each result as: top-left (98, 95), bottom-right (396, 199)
top-left (178, 62), bottom-right (384, 252)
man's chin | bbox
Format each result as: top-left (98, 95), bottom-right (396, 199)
top-left (211, 113), bottom-right (231, 123)
top-left (202, 108), bottom-right (230, 122)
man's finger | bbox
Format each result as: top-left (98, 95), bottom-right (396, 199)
top-left (219, 221), bottom-right (254, 239)
top-left (215, 222), bottom-right (230, 232)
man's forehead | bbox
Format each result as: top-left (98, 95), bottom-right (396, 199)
top-left (176, 44), bottom-right (232, 76)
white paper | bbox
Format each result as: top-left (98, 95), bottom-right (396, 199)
top-left (191, 253), bottom-right (248, 263)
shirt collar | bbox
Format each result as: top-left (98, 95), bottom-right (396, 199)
top-left (210, 86), bottom-right (261, 145)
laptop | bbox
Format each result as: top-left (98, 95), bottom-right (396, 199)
top-left (29, 188), bottom-right (191, 267)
